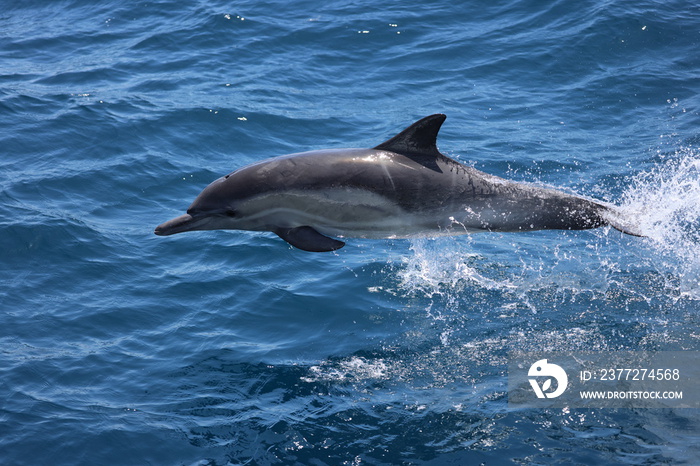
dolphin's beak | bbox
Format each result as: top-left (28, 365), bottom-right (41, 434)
top-left (154, 214), bottom-right (203, 236)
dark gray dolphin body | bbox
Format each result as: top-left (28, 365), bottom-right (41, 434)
top-left (155, 114), bottom-right (641, 252)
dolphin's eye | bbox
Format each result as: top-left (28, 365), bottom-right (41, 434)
top-left (224, 209), bottom-right (236, 217)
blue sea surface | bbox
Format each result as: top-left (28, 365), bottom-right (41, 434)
top-left (2, 0), bottom-right (700, 464)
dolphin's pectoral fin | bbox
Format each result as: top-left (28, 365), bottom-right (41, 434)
top-left (274, 226), bottom-right (345, 252)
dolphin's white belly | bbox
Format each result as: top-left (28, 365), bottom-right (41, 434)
top-left (234, 188), bottom-right (466, 239)
top-left (235, 185), bottom-right (607, 239)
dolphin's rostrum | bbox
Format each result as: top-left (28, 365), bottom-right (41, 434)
top-left (155, 114), bottom-right (642, 252)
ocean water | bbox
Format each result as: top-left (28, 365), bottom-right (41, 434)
top-left (2, 0), bottom-right (700, 464)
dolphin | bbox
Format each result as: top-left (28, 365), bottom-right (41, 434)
top-left (155, 114), bottom-right (641, 252)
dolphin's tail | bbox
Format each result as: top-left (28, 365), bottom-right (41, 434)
top-left (599, 204), bottom-right (646, 237)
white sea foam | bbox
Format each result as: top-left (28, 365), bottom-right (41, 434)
top-left (619, 146), bottom-right (700, 299)
top-left (302, 356), bottom-right (390, 383)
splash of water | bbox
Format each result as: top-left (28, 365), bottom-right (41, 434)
top-left (394, 236), bottom-right (514, 298)
top-left (394, 234), bottom-right (622, 313)
top-left (620, 145), bottom-right (700, 299)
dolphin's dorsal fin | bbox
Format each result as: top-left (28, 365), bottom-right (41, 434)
top-left (373, 114), bottom-right (447, 171)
